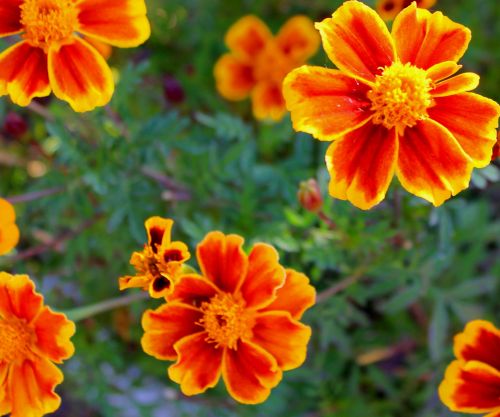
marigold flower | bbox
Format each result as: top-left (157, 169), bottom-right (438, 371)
top-left (0, 0), bottom-right (150, 112)
top-left (119, 217), bottom-right (190, 299)
top-left (214, 15), bottom-right (319, 121)
top-left (283, 1), bottom-right (500, 210)
top-left (0, 198), bottom-right (20, 255)
top-left (141, 231), bottom-right (315, 404)
top-left (0, 272), bottom-right (75, 417)
top-left (439, 320), bottom-right (500, 416)
top-left (376, 0), bottom-right (436, 21)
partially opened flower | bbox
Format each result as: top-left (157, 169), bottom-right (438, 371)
top-left (376, 0), bottom-right (436, 21)
top-left (119, 217), bottom-right (190, 299)
top-left (141, 231), bottom-right (315, 404)
top-left (283, 1), bottom-right (500, 210)
top-left (214, 15), bottom-right (319, 121)
top-left (439, 320), bottom-right (500, 416)
top-left (0, 198), bottom-right (20, 255)
top-left (0, 272), bottom-right (75, 417)
top-left (0, 0), bottom-right (150, 112)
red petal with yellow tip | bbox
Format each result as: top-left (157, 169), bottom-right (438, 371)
top-left (225, 15), bottom-right (272, 61)
top-left (214, 54), bottom-right (255, 101)
top-left (251, 82), bottom-right (287, 121)
top-left (431, 73), bottom-right (479, 97)
top-left (276, 15), bottom-right (320, 62)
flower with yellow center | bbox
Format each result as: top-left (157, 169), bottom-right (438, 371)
top-left (0, 0), bottom-right (150, 112)
top-left (283, 1), bottom-right (500, 209)
top-left (141, 231), bottom-right (316, 404)
top-left (0, 272), bottom-right (75, 417)
top-left (0, 198), bottom-right (20, 256)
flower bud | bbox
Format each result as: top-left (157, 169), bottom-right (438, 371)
top-left (297, 179), bottom-right (323, 212)
top-left (163, 75), bottom-right (185, 104)
top-left (3, 112), bottom-right (28, 139)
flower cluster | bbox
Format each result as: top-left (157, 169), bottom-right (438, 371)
top-left (120, 222), bottom-right (316, 404)
top-left (214, 15), bottom-right (319, 121)
top-left (0, 198), bottom-right (20, 256)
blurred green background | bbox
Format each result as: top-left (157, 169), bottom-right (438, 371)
top-left (0, 0), bottom-right (499, 416)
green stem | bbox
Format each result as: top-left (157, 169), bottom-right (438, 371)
top-left (64, 292), bottom-right (149, 322)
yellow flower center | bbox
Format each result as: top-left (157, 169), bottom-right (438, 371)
top-left (0, 317), bottom-right (34, 363)
top-left (368, 62), bottom-right (433, 132)
top-left (199, 293), bottom-right (254, 349)
top-left (20, 0), bottom-right (78, 51)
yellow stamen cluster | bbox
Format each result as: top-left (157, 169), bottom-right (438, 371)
top-left (20, 0), bottom-right (78, 51)
top-left (0, 317), bottom-right (34, 362)
top-left (199, 293), bottom-right (254, 349)
top-left (368, 62), bottom-right (433, 132)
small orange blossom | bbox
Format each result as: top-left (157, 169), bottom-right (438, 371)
top-left (0, 198), bottom-right (20, 255)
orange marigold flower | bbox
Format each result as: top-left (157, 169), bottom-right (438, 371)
top-left (283, 1), bottom-right (500, 210)
top-left (0, 0), bottom-right (150, 112)
top-left (376, 0), bottom-right (436, 21)
top-left (214, 15), bottom-right (319, 121)
top-left (0, 272), bottom-right (75, 417)
top-left (141, 231), bottom-right (315, 404)
top-left (0, 198), bottom-right (20, 255)
top-left (439, 320), bottom-right (500, 416)
top-left (119, 217), bottom-right (191, 299)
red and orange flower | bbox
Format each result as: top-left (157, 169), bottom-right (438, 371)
top-left (0, 0), bottom-right (150, 112)
top-left (376, 0), bottom-right (436, 21)
top-left (439, 320), bottom-right (500, 417)
top-left (119, 217), bottom-right (190, 299)
top-left (0, 272), bottom-right (75, 417)
top-left (214, 15), bottom-right (319, 121)
top-left (283, 1), bottom-right (500, 210)
top-left (141, 231), bottom-right (315, 404)
top-left (0, 198), bottom-right (20, 256)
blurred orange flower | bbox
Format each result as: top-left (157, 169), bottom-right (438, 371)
top-left (214, 15), bottom-right (319, 121)
top-left (0, 0), bottom-right (150, 112)
top-left (0, 272), bottom-right (75, 417)
top-left (283, 1), bottom-right (500, 210)
top-left (0, 198), bottom-right (20, 255)
top-left (119, 217), bottom-right (190, 299)
top-left (141, 231), bottom-right (315, 404)
top-left (439, 320), bottom-right (500, 416)
top-left (376, 0), bottom-right (436, 21)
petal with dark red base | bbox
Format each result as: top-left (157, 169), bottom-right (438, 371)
top-left (325, 123), bottom-right (398, 210)
top-left (396, 119), bottom-right (472, 206)
top-left (214, 54), bottom-right (255, 101)
top-left (316, 1), bottom-right (395, 83)
top-left (222, 340), bottom-right (282, 404)
top-left (48, 37), bottom-right (114, 112)
top-left (283, 66), bottom-right (372, 141)
top-left (0, 42), bottom-right (50, 107)
top-left (0, 0), bottom-right (22, 37)
top-left (167, 274), bottom-right (219, 306)
top-left (145, 217), bottom-right (173, 253)
top-left (225, 15), bottom-right (272, 61)
top-left (0, 273), bottom-right (43, 322)
top-left (429, 93), bottom-right (500, 168)
top-left (276, 16), bottom-right (320, 62)
top-left (168, 332), bottom-right (223, 395)
top-left (251, 82), bottom-right (287, 121)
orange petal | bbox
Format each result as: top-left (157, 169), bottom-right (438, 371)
top-left (376, 0), bottom-right (404, 21)
top-left (392, 3), bottom-right (471, 70)
top-left (283, 66), bottom-right (372, 141)
top-left (240, 243), bottom-right (285, 309)
top-left (214, 54), bottom-right (255, 101)
top-left (0, 223), bottom-right (20, 256)
top-left (0, 0), bottom-right (22, 37)
top-left (276, 15), bottom-right (320, 63)
top-left (118, 274), bottom-right (149, 291)
top-left (47, 37), bottom-right (114, 112)
top-left (439, 360), bottom-right (500, 413)
top-left (83, 35), bottom-right (112, 59)
top-left (486, 411), bottom-right (500, 417)
top-left (315, 1), bottom-right (395, 83)
top-left (0, 41), bottom-right (51, 107)
top-left (251, 312), bottom-right (311, 371)
top-left (453, 320), bottom-right (500, 371)
top-left (431, 73), bottom-right (479, 97)
top-left (196, 231), bottom-right (248, 293)
top-left (262, 269), bottom-right (316, 320)
top-left (396, 119), bottom-right (473, 206)
top-left (429, 93), bottom-right (500, 168)
top-left (141, 303), bottom-right (202, 360)
top-left (159, 241), bottom-right (190, 264)
top-left (222, 340), bottom-right (282, 404)
top-left (325, 123), bottom-right (398, 210)
top-left (0, 198), bottom-right (16, 225)
top-left (426, 61), bottom-right (462, 83)
top-left (33, 307), bottom-right (75, 363)
top-left (225, 15), bottom-right (272, 61)
top-left (0, 273), bottom-right (43, 322)
top-left (145, 217), bottom-right (173, 253)
top-left (10, 358), bottom-right (63, 417)
top-left (166, 274), bottom-right (219, 306)
top-left (76, 0), bottom-right (150, 47)
top-left (0, 364), bottom-right (10, 416)
top-left (168, 332), bottom-right (223, 395)
top-left (251, 82), bottom-right (286, 121)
